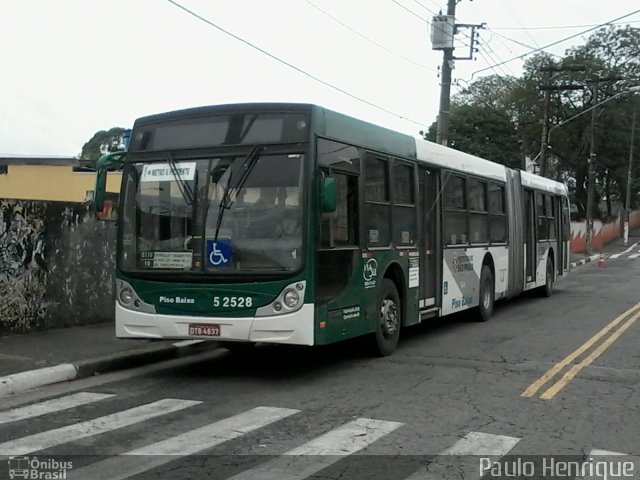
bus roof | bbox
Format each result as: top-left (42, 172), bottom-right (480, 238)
top-left (131, 102), bottom-right (567, 196)
top-left (520, 170), bottom-right (568, 196)
top-left (414, 138), bottom-right (507, 182)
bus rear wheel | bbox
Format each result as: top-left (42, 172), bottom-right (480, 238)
top-left (541, 257), bottom-right (554, 297)
top-left (477, 265), bottom-right (494, 322)
top-left (372, 279), bottom-right (401, 356)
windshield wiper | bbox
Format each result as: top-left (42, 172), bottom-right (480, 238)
top-left (165, 152), bottom-right (195, 205)
top-left (214, 144), bottom-right (265, 242)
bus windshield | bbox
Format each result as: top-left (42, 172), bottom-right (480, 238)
top-left (119, 153), bottom-right (304, 274)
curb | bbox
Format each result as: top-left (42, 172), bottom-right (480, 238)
top-left (0, 340), bottom-right (217, 398)
top-left (570, 254), bottom-right (601, 269)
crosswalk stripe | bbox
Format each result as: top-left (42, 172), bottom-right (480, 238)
top-left (579, 449), bottom-right (640, 480)
top-left (589, 449), bottom-right (626, 456)
top-left (0, 398), bottom-right (200, 456)
top-left (226, 417), bottom-right (403, 480)
top-left (629, 253), bottom-right (640, 259)
top-left (403, 431), bottom-right (521, 479)
top-left (610, 242), bottom-right (639, 259)
top-left (440, 431), bottom-right (520, 456)
top-left (68, 406), bottom-right (299, 480)
top-left (0, 392), bottom-right (114, 425)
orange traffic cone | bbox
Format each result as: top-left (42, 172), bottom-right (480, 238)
top-left (598, 255), bottom-right (606, 268)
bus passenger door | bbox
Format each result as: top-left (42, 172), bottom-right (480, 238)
top-left (524, 189), bottom-right (536, 282)
top-left (419, 168), bottom-right (438, 308)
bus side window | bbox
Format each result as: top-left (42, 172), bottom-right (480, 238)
top-left (488, 183), bottom-right (507, 243)
top-left (536, 192), bottom-right (548, 240)
top-left (364, 155), bottom-right (391, 247)
top-left (546, 195), bottom-right (556, 239)
top-left (468, 178), bottom-right (488, 244)
top-left (443, 174), bottom-right (467, 246)
top-left (321, 172), bottom-right (358, 247)
top-left (392, 161), bottom-right (416, 246)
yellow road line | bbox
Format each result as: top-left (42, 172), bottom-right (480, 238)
top-left (521, 301), bottom-right (640, 398)
top-left (540, 309), bottom-right (640, 399)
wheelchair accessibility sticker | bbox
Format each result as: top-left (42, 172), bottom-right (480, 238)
top-left (206, 240), bottom-right (232, 267)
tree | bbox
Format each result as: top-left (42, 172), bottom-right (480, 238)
top-left (426, 25), bottom-right (640, 219)
top-left (426, 103), bottom-right (521, 168)
top-left (80, 127), bottom-right (126, 164)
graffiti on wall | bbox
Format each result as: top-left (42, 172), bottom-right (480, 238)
top-left (0, 201), bottom-right (47, 332)
top-left (0, 199), bottom-right (117, 335)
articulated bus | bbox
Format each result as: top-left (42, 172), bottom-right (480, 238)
top-left (94, 103), bottom-right (570, 356)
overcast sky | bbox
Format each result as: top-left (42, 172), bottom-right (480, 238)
top-left (1, 0), bottom-right (639, 156)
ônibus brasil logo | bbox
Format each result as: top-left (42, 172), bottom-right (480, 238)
top-left (7, 456), bottom-right (72, 480)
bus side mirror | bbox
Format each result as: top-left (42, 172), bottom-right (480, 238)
top-left (321, 177), bottom-right (337, 213)
top-left (94, 152), bottom-right (126, 221)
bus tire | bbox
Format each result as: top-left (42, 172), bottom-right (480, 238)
top-left (541, 257), bottom-right (554, 297)
top-left (477, 265), bottom-right (494, 322)
top-left (372, 279), bottom-right (401, 356)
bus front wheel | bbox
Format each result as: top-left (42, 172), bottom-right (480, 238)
top-left (477, 265), bottom-right (494, 322)
top-left (372, 279), bottom-right (401, 356)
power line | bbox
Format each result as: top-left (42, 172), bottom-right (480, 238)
top-left (390, 0), bottom-right (430, 24)
top-left (477, 48), bottom-right (512, 78)
top-left (479, 42), bottom-right (515, 77)
top-left (409, 0), bottom-right (439, 16)
top-left (492, 20), bottom-right (640, 31)
top-left (304, 0), bottom-right (435, 71)
top-left (164, 0), bottom-right (427, 128)
top-left (489, 29), bottom-right (564, 59)
top-left (500, 0), bottom-right (541, 49)
top-left (469, 9), bottom-right (640, 79)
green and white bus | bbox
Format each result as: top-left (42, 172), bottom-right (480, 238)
top-left (94, 103), bottom-right (570, 356)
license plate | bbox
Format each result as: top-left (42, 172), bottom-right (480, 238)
top-left (189, 323), bottom-right (221, 336)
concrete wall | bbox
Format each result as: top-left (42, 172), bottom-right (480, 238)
top-left (0, 200), bottom-right (116, 335)
top-left (570, 209), bottom-right (640, 253)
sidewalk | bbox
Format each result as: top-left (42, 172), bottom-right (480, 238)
top-left (570, 227), bottom-right (640, 267)
top-left (0, 322), bottom-right (218, 397)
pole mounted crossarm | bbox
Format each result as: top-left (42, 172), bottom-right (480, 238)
top-left (452, 23), bottom-right (486, 60)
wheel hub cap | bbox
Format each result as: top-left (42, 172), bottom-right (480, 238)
top-left (380, 299), bottom-right (398, 336)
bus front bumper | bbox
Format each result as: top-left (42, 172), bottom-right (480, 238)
top-left (114, 302), bottom-right (315, 346)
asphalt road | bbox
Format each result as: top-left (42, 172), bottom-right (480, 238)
top-left (2, 251), bottom-right (640, 479)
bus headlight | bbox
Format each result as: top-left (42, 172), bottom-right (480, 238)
top-left (116, 280), bottom-right (156, 313)
top-left (283, 289), bottom-right (299, 308)
top-left (120, 288), bottom-right (134, 305)
top-left (255, 280), bottom-right (306, 316)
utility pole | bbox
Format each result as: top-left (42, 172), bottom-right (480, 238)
top-left (431, 1), bottom-right (484, 146)
top-left (539, 89), bottom-right (551, 177)
top-left (537, 65), bottom-right (586, 177)
top-left (625, 108), bottom-right (637, 246)
top-left (585, 80), bottom-right (598, 255)
top-left (584, 76), bottom-right (623, 255)
top-left (435, 0), bottom-right (456, 146)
